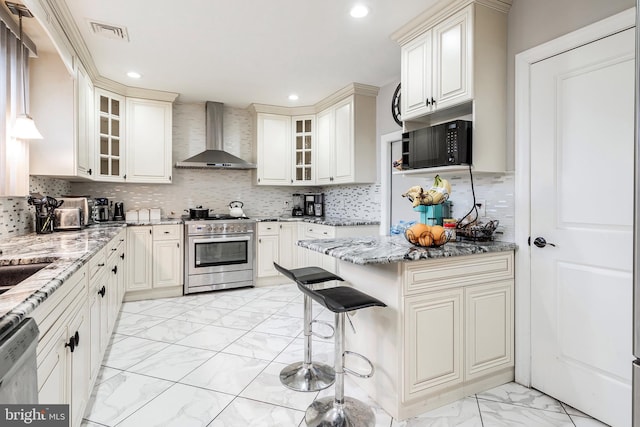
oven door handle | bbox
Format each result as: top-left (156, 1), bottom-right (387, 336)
top-left (192, 236), bottom-right (252, 244)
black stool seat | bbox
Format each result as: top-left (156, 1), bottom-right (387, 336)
top-left (300, 285), bottom-right (386, 313)
top-left (274, 263), bottom-right (343, 285)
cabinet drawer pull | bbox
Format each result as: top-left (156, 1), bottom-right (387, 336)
top-left (111, 247), bottom-right (117, 251)
top-left (164, 231), bottom-right (170, 234)
top-left (97, 263), bottom-right (105, 267)
top-left (74, 331), bottom-right (80, 347)
top-left (120, 253), bottom-right (125, 260)
top-left (112, 265), bottom-right (118, 274)
top-left (98, 286), bottom-right (106, 297)
top-left (65, 335), bottom-right (76, 353)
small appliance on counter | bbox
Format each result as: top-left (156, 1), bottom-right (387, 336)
top-left (54, 208), bottom-right (84, 230)
top-left (292, 194), bottom-right (304, 216)
top-left (113, 202), bottom-right (125, 220)
top-left (304, 193), bottom-right (324, 217)
top-left (93, 198), bottom-right (110, 222)
top-left (414, 201), bottom-right (451, 226)
top-left (59, 197), bottom-right (94, 226)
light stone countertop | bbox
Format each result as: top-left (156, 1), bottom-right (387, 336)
top-left (297, 234), bottom-right (517, 265)
top-left (255, 216), bottom-right (380, 227)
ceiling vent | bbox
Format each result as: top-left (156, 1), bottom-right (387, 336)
top-left (88, 20), bottom-right (129, 41)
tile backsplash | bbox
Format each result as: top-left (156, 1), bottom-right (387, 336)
top-left (1, 103), bottom-right (515, 242)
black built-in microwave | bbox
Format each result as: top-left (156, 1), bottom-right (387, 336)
top-left (401, 120), bottom-right (472, 169)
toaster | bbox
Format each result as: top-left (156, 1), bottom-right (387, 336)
top-left (58, 197), bottom-right (94, 226)
top-left (54, 208), bottom-right (84, 230)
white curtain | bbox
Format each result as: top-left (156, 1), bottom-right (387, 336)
top-left (0, 19), bottom-right (30, 196)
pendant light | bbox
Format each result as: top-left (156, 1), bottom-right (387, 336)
top-left (6, 1), bottom-right (42, 139)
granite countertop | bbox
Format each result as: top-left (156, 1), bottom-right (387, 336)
top-left (255, 216), bottom-right (380, 227)
top-left (297, 234), bottom-right (517, 265)
top-left (0, 224), bottom-right (126, 340)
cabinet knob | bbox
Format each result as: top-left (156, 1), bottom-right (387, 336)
top-left (88, 168), bottom-right (92, 175)
top-left (98, 286), bottom-right (106, 297)
top-left (74, 331), bottom-right (80, 347)
top-left (112, 265), bottom-right (118, 274)
top-left (426, 98), bottom-right (431, 106)
top-left (120, 253), bottom-right (125, 260)
top-left (65, 335), bottom-right (76, 353)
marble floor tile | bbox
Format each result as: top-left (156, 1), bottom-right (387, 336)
top-left (137, 301), bottom-right (193, 319)
top-left (240, 298), bottom-right (291, 315)
top-left (261, 287), bottom-right (301, 302)
top-left (276, 302), bottom-right (305, 318)
top-left (204, 294), bottom-right (257, 310)
top-left (240, 362), bottom-right (320, 411)
top-left (175, 324), bottom-right (246, 351)
top-left (478, 400), bottom-right (574, 426)
top-left (180, 352), bottom-right (269, 395)
top-left (273, 337), bottom-right (334, 366)
top-left (252, 314), bottom-right (304, 337)
top-left (172, 305), bottom-right (233, 324)
top-left (116, 383), bottom-right (234, 427)
top-left (134, 318), bottom-right (206, 343)
top-left (570, 415), bottom-right (610, 426)
top-left (83, 371), bottom-right (173, 426)
top-left (223, 330), bottom-right (294, 361)
top-left (208, 397), bottom-right (305, 427)
top-left (126, 344), bottom-right (216, 381)
top-left (120, 299), bottom-right (166, 314)
top-left (102, 336), bottom-right (169, 370)
top-left (112, 312), bottom-right (165, 336)
top-left (106, 333), bottom-right (127, 346)
top-left (94, 366), bottom-right (122, 385)
top-left (476, 382), bottom-right (565, 413)
top-left (391, 397), bottom-right (482, 427)
top-left (210, 309), bottom-right (272, 330)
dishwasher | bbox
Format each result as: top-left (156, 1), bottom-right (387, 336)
top-left (0, 318), bottom-right (39, 403)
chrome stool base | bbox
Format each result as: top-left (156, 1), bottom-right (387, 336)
top-left (305, 396), bottom-right (376, 427)
top-left (279, 361), bottom-right (335, 392)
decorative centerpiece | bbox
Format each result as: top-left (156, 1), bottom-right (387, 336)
top-left (401, 175), bottom-right (452, 247)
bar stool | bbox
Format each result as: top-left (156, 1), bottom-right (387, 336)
top-left (299, 282), bottom-right (386, 427)
top-left (273, 262), bottom-right (342, 392)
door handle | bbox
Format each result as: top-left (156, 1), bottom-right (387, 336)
top-left (531, 237), bottom-right (556, 248)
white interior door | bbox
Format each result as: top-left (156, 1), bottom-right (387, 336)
top-left (530, 28), bottom-right (634, 427)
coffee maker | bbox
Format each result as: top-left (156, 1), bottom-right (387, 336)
top-left (305, 193), bottom-right (324, 217)
top-left (292, 194), bottom-right (304, 216)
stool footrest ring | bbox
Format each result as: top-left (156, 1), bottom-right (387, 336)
top-left (310, 319), bottom-right (335, 339)
top-left (343, 350), bottom-right (375, 379)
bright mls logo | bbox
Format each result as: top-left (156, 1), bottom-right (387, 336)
top-left (1, 405), bottom-right (69, 426)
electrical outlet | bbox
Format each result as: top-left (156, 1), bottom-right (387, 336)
top-left (283, 201), bottom-right (290, 208)
top-left (475, 200), bottom-right (486, 217)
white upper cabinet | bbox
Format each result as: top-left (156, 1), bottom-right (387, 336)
top-left (95, 89), bottom-right (126, 182)
top-left (316, 92), bottom-right (377, 185)
top-left (401, 6), bottom-right (472, 120)
top-left (126, 98), bottom-right (173, 183)
top-left (256, 113), bottom-right (292, 185)
top-left (30, 53), bottom-right (95, 180)
top-left (253, 83), bottom-right (378, 186)
top-left (394, 0), bottom-right (510, 172)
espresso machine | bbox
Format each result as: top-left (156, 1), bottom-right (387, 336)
top-left (292, 194), bottom-right (304, 216)
top-left (304, 193), bottom-right (324, 217)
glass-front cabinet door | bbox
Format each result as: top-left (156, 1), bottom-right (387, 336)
top-left (95, 89), bottom-right (126, 181)
top-left (292, 116), bottom-right (314, 185)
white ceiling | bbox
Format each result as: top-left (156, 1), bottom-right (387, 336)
top-left (34, 0), bottom-right (438, 107)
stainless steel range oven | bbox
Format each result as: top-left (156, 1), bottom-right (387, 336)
top-left (184, 216), bottom-right (256, 294)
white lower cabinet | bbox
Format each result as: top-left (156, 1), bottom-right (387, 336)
top-left (125, 224), bottom-right (183, 299)
top-left (33, 231), bottom-right (127, 427)
top-left (257, 222), bottom-right (298, 281)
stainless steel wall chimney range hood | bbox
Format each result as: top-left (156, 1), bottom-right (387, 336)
top-left (175, 101), bottom-right (256, 169)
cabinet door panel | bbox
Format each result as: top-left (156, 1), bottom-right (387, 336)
top-left (333, 99), bottom-right (353, 183)
top-left (257, 234), bottom-right (280, 277)
top-left (278, 224), bottom-right (298, 269)
top-left (126, 227), bottom-right (153, 291)
top-left (402, 32), bottom-right (433, 120)
top-left (433, 7), bottom-right (472, 109)
top-left (404, 289), bottom-right (463, 400)
top-left (37, 328), bottom-right (68, 405)
top-left (69, 303), bottom-right (90, 427)
top-left (257, 114), bottom-right (292, 185)
top-left (126, 98), bottom-right (172, 183)
top-left (465, 280), bottom-right (513, 379)
top-left (315, 109), bottom-right (333, 184)
top-left (153, 240), bottom-right (182, 288)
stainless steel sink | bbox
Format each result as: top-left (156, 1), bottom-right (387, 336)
top-left (0, 263), bottom-right (51, 295)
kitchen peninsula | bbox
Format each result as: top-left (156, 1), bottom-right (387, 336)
top-left (298, 235), bottom-right (517, 420)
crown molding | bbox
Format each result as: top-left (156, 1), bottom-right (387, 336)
top-left (249, 103), bottom-right (316, 116)
top-left (391, 0), bottom-right (511, 45)
top-left (314, 82), bottom-right (380, 112)
top-left (92, 75), bottom-right (178, 102)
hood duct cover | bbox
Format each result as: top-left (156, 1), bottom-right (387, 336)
top-left (175, 101), bottom-right (256, 169)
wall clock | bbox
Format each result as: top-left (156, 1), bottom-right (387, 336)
top-left (391, 83), bottom-right (402, 127)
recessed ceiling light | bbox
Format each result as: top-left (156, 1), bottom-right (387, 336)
top-left (127, 71), bottom-right (142, 79)
top-left (350, 4), bottom-right (369, 18)
top-left (288, 94), bottom-right (299, 101)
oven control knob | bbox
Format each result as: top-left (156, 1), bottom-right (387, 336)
top-left (213, 226), bottom-right (220, 232)
top-left (228, 225), bottom-right (235, 232)
top-left (206, 225), bottom-right (213, 232)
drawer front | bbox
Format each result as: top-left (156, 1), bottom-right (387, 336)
top-left (258, 222), bottom-right (279, 236)
top-left (304, 224), bottom-right (335, 239)
top-left (88, 248), bottom-right (106, 280)
top-left (153, 225), bottom-right (181, 241)
top-left (106, 230), bottom-right (126, 259)
top-left (404, 252), bottom-right (514, 295)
